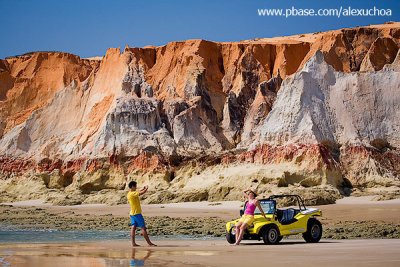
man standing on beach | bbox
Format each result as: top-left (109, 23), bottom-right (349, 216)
top-left (127, 181), bottom-right (156, 247)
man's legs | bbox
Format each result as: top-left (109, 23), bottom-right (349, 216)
top-left (135, 214), bottom-right (156, 247)
top-left (130, 226), bottom-right (139, 247)
top-left (141, 227), bottom-right (156, 246)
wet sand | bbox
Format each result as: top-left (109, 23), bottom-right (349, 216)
top-left (1, 239), bottom-right (400, 267)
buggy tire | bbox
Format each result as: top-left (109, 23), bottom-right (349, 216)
top-left (226, 229), bottom-right (236, 244)
top-left (303, 218), bottom-right (322, 243)
top-left (262, 225), bottom-right (281, 245)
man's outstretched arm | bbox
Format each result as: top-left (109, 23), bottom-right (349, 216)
top-left (139, 186), bottom-right (149, 195)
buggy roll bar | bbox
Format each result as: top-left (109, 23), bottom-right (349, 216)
top-left (267, 195), bottom-right (307, 211)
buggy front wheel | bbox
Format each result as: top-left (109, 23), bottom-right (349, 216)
top-left (226, 229), bottom-right (236, 244)
top-left (262, 225), bottom-right (281, 245)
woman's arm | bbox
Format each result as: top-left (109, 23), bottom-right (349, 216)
top-left (256, 200), bottom-right (267, 219)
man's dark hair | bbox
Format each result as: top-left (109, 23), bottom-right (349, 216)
top-left (128, 181), bottom-right (137, 189)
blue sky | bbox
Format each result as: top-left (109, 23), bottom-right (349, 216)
top-left (0, 0), bottom-right (399, 58)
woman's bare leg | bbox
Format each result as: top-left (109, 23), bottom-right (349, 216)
top-left (235, 224), bottom-right (248, 245)
top-left (235, 222), bottom-right (242, 243)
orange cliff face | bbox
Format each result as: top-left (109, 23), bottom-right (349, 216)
top-left (0, 23), bottom-right (399, 204)
top-left (0, 53), bottom-right (99, 136)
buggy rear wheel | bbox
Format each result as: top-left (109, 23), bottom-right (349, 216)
top-left (303, 218), bottom-right (322, 243)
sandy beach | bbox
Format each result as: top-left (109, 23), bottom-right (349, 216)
top-left (1, 196), bottom-right (400, 266)
top-left (1, 239), bottom-right (400, 267)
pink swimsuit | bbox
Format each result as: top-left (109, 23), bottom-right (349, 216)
top-left (244, 201), bottom-right (256, 215)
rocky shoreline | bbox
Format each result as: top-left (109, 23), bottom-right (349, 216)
top-left (1, 206), bottom-right (398, 239)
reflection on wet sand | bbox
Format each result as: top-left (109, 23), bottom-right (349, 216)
top-left (1, 239), bottom-right (400, 267)
top-left (0, 242), bottom-right (210, 267)
top-left (129, 249), bottom-right (151, 267)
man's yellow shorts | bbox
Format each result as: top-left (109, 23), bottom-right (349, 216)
top-left (237, 214), bottom-right (254, 225)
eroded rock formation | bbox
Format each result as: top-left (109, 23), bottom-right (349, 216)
top-left (0, 23), bottom-right (399, 205)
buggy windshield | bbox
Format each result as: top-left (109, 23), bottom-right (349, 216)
top-left (254, 199), bottom-right (276, 214)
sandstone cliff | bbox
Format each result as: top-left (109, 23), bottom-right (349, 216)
top-left (0, 23), bottom-right (399, 205)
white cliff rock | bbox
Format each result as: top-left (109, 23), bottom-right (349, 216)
top-left (256, 50), bottom-right (400, 148)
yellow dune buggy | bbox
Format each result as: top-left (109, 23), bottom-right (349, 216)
top-left (225, 195), bottom-right (322, 244)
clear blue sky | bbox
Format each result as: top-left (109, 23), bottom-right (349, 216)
top-left (0, 0), bottom-right (399, 58)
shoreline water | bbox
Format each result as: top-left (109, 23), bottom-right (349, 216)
top-left (0, 229), bottom-right (222, 244)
